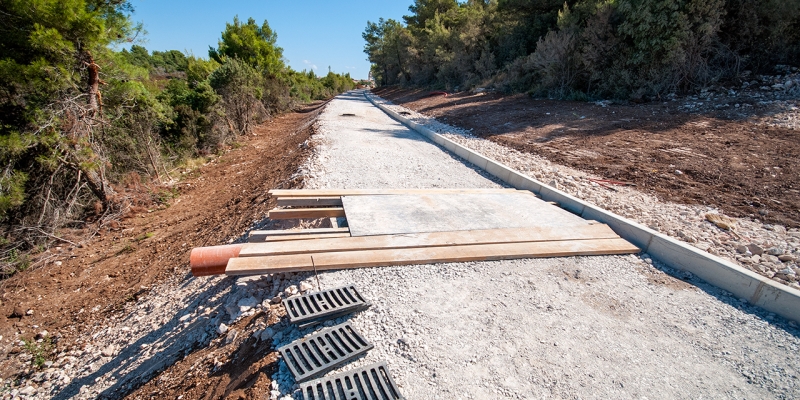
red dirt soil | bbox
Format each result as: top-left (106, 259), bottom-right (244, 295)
top-left (125, 306), bottom-right (285, 400)
top-left (374, 87), bottom-right (800, 228)
top-left (0, 102), bottom-right (325, 397)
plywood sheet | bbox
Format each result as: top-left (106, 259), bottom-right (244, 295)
top-left (342, 193), bottom-right (590, 237)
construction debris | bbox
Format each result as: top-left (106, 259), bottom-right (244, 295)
top-left (283, 285), bottom-right (371, 328)
top-left (278, 322), bottom-right (373, 382)
top-left (189, 189), bottom-right (639, 277)
top-left (299, 361), bottom-right (405, 400)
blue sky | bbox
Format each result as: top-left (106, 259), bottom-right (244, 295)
top-left (128, 0), bottom-right (414, 79)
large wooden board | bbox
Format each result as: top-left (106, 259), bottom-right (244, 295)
top-left (269, 188), bottom-right (517, 197)
top-left (342, 193), bottom-right (589, 237)
top-left (225, 238), bottom-right (640, 275)
top-left (238, 225), bottom-right (620, 257)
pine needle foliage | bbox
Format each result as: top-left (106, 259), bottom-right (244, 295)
top-left (364, 0), bottom-right (800, 98)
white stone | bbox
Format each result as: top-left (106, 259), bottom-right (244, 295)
top-left (237, 296), bottom-right (258, 309)
top-left (218, 323), bottom-right (229, 335)
top-left (260, 328), bottom-right (275, 341)
top-left (101, 345), bottom-right (116, 357)
top-left (284, 285), bottom-right (299, 296)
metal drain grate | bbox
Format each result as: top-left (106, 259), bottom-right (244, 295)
top-left (299, 361), bottom-right (405, 400)
top-left (283, 286), bottom-right (371, 328)
top-left (279, 322), bottom-right (374, 382)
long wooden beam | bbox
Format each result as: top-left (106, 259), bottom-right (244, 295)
top-left (268, 207), bottom-right (346, 220)
top-left (225, 238), bottom-right (640, 275)
top-left (276, 197), bottom-right (343, 207)
top-left (263, 233), bottom-right (352, 242)
top-left (248, 227), bottom-right (350, 242)
top-left (268, 188), bottom-right (518, 197)
top-left (251, 227), bottom-right (350, 237)
top-left (239, 225), bottom-right (620, 257)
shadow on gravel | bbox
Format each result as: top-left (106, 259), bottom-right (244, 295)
top-left (52, 275), bottom-right (235, 400)
top-left (337, 91), bottom-right (371, 103)
top-left (358, 127), bottom-right (432, 144)
top-left (651, 260), bottom-right (800, 339)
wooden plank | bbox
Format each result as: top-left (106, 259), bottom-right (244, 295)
top-left (249, 227), bottom-right (350, 237)
top-left (239, 225), bottom-right (621, 257)
top-left (269, 188), bottom-right (518, 197)
top-left (276, 197), bottom-right (343, 207)
top-left (268, 207), bottom-right (346, 220)
top-left (262, 233), bottom-right (352, 242)
top-left (248, 227), bottom-right (349, 242)
top-left (226, 238), bottom-right (640, 275)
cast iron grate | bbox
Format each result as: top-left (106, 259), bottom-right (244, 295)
top-left (283, 285), bottom-right (371, 328)
top-left (299, 361), bottom-right (405, 400)
top-left (278, 322), bottom-right (374, 382)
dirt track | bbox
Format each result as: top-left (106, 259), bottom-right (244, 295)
top-left (373, 87), bottom-right (800, 228)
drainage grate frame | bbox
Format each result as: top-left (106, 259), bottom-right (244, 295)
top-left (278, 322), bottom-right (374, 383)
top-left (283, 285), bottom-right (371, 328)
top-left (299, 361), bottom-right (405, 400)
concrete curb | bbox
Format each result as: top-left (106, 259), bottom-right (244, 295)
top-left (365, 91), bottom-right (800, 323)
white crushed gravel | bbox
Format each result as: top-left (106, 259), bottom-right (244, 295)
top-left (266, 90), bottom-right (800, 399)
top-left (368, 95), bottom-right (800, 291)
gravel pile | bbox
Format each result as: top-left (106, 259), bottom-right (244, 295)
top-left (370, 96), bottom-right (800, 291)
top-left (674, 66), bottom-right (800, 130)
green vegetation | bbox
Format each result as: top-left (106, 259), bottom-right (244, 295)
top-left (22, 336), bottom-right (53, 369)
top-left (364, 0), bottom-right (800, 99)
top-left (134, 232), bottom-right (154, 242)
top-left (0, 1), bottom-right (354, 276)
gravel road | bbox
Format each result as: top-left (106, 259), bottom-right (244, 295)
top-left (21, 90), bottom-right (798, 400)
top-left (270, 90), bottom-right (800, 399)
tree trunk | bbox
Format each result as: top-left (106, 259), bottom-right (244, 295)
top-left (85, 51), bottom-right (103, 115)
top-left (74, 50), bottom-right (116, 210)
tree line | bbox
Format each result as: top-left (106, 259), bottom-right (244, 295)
top-left (363, 0), bottom-right (800, 99)
top-left (0, 0), bottom-right (354, 275)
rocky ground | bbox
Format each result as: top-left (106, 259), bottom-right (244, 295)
top-left (2, 84), bottom-right (800, 399)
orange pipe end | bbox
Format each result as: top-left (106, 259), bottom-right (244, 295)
top-left (190, 244), bottom-right (244, 277)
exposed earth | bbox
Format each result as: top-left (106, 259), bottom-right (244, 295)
top-left (0, 102), bottom-right (325, 398)
top-left (1, 87), bottom-right (799, 399)
top-left (373, 82), bottom-right (800, 229)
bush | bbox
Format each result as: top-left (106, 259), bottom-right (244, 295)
top-left (209, 58), bottom-right (268, 136)
top-left (527, 30), bottom-right (579, 98)
top-left (366, 0), bottom-right (799, 98)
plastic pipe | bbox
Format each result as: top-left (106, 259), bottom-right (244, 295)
top-left (190, 244), bottom-right (244, 276)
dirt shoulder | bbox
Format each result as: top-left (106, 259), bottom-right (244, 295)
top-left (0, 103), bottom-right (322, 386)
top-left (373, 87), bottom-right (800, 229)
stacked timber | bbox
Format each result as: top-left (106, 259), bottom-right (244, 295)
top-left (190, 188), bottom-right (640, 277)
